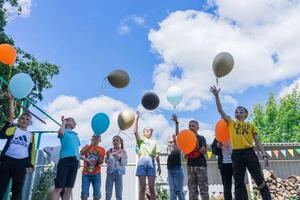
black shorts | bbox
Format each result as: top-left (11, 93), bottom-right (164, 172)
top-left (54, 157), bottom-right (79, 188)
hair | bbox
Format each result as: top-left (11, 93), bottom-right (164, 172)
top-left (143, 127), bottom-right (153, 133)
top-left (20, 112), bottom-right (32, 119)
top-left (113, 135), bottom-right (124, 149)
top-left (189, 120), bottom-right (199, 126)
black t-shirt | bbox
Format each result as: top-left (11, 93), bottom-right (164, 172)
top-left (167, 144), bottom-right (181, 170)
top-left (187, 134), bottom-right (207, 167)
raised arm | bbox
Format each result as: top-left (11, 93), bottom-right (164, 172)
top-left (7, 90), bottom-right (15, 122)
top-left (210, 85), bottom-right (230, 122)
top-left (134, 111), bottom-right (141, 143)
top-left (57, 116), bottom-right (66, 137)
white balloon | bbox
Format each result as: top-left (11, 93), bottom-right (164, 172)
top-left (212, 52), bottom-right (234, 78)
top-left (166, 86), bottom-right (183, 106)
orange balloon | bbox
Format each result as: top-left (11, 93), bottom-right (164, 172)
top-left (215, 119), bottom-right (230, 143)
top-left (0, 44), bottom-right (17, 65)
top-left (176, 129), bottom-right (197, 154)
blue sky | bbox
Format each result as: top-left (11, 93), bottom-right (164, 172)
top-left (2, 0), bottom-right (300, 149)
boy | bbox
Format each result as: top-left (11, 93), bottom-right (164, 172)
top-left (167, 114), bottom-right (185, 200)
top-left (0, 91), bottom-right (35, 200)
top-left (210, 85), bottom-right (271, 200)
top-left (186, 120), bottom-right (209, 200)
top-left (80, 135), bottom-right (105, 200)
top-left (51, 116), bottom-right (81, 200)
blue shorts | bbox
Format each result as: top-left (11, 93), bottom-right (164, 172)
top-left (136, 156), bottom-right (156, 177)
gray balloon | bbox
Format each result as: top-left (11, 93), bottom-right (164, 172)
top-left (107, 69), bottom-right (130, 88)
top-left (142, 92), bottom-right (160, 110)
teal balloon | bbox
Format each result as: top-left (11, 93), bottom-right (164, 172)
top-left (166, 86), bottom-right (183, 106)
top-left (8, 73), bottom-right (34, 99)
top-left (91, 113), bottom-right (110, 135)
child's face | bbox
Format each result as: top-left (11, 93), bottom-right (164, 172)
top-left (91, 135), bottom-right (100, 144)
top-left (17, 115), bottom-right (32, 129)
top-left (189, 122), bottom-right (199, 133)
top-left (143, 128), bottom-right (153, 139)
top-left (113, 137), bottom-right (121, 148)
top-left (234, 107), bottom-right (248, 121)
top-left (168, 135), bottom-right (175, 146)
top-left (66, 118), bottom-right (76, 129)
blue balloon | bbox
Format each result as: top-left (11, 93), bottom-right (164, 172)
top-left (91, 113), bottom-right (110, 135)
top-left (8, 73), bottom-right (34, 99)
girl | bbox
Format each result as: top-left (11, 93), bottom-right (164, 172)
top-left (134, 111), bottom-right (161, 200)
top-left (105, 135), bottom-right (127, 200)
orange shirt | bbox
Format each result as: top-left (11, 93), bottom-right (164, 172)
top-left (81, 145), bottom-right (105, 174)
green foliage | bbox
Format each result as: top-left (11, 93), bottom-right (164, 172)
top-left (155, 176), bottom-right (169, 200)
top-left (31, 164), bottom-right (55, 200)
top-left (251, 86), bottom-right (300, 142)
top-left (0, 0), bottom-right (59, 126)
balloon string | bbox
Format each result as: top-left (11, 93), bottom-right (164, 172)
top-left (118, 130), bottom-right (132, 138)
top-left (100, 78), bottom-right (107, 94)
top-left (216, 78), bottom-right (219, 86)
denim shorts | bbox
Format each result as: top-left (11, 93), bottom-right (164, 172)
top-left (136, 156), bottom-right (156, 177)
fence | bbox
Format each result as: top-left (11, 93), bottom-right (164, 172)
top-left (22, 143), bottom-right (300, 200)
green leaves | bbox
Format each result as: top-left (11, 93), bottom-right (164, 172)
top-left (0, 1), bottom-right (59, 126)
top-left (251, 87), bottom-right (300, 142)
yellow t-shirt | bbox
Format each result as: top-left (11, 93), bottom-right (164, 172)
top-left (227, 118), bottom-right (257, 150)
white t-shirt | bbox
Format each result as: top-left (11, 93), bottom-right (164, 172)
top-left (222, 144), bottom-right (232, 164)
top-left (5, 128), bottom-right (31, 159)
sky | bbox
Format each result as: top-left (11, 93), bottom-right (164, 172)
top-left (2, 0), bottom-right (300, 151)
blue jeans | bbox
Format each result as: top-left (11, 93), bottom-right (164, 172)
top-left (168, 166), bottom-right (185, 200)
top-left (105, 171), bottom-right (123, 200)
top-left (81, 173), bottom-right (101, 199)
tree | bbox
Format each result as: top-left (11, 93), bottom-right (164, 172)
top-left (251, 86), bottom-right (300, 142)
top-left (0, 0), bottom-right (59, 126)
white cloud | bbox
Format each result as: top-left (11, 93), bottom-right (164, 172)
top-left (279, 77), bottom-right (300, 98)
top-left (118, 15), bottom-right (147, 35)
top-left (4, 0), bottom-right (32, 19)
top-left (223, 95), bottom-right (238, 107)
top-left (37, 95), bottom-right (215, 150)
top-left (148, 0), bottom-right (300, 111)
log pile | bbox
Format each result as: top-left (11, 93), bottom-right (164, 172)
top-left (253, 169), bottom-right (300, 200)
top-left (211, 170), bottom-right (300, 200)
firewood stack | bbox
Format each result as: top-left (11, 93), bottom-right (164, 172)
top-left (252, 169), bottom-right (300, 199)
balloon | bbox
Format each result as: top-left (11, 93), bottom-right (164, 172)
top-left (91, 113), bottom-right (110, 135)
top-left (107, 69), bottom-right (129, 88)
top-left (141, 92), bottom-right (160, 110)
top-left (215, 119), bottom-right (230, 143)
top-left (166, 86), bottom-right (183, 107)
top-left (0, 44), bottom-right (17, 65)
top-left (8, 73), bottom-right (34, 99)
top-left (212, 52), bottom-right (234, 78)
top-left (118, 109), bottom-right (135, 130)
top-left (176, 129), bottom-right (197, 154)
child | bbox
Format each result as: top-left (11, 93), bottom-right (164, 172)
top-left (167, 114), bottom-right (185, 200)
top-left (211, 139), bottom-right (235, 200)
top-left (210, 85), bottom-right (271, 200)
top-left (134, 111), bottom-right (161, 200)
top-left (51, 116), bottom-right (81, 200)
top-left (80, 135), bottom-right (105, 200)
top-left (186, 120), bottom-right (209, 200)
top-left (0, 91), bottom-right (35, 200)
top-left (105, 135), bottom-right (127, 200)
